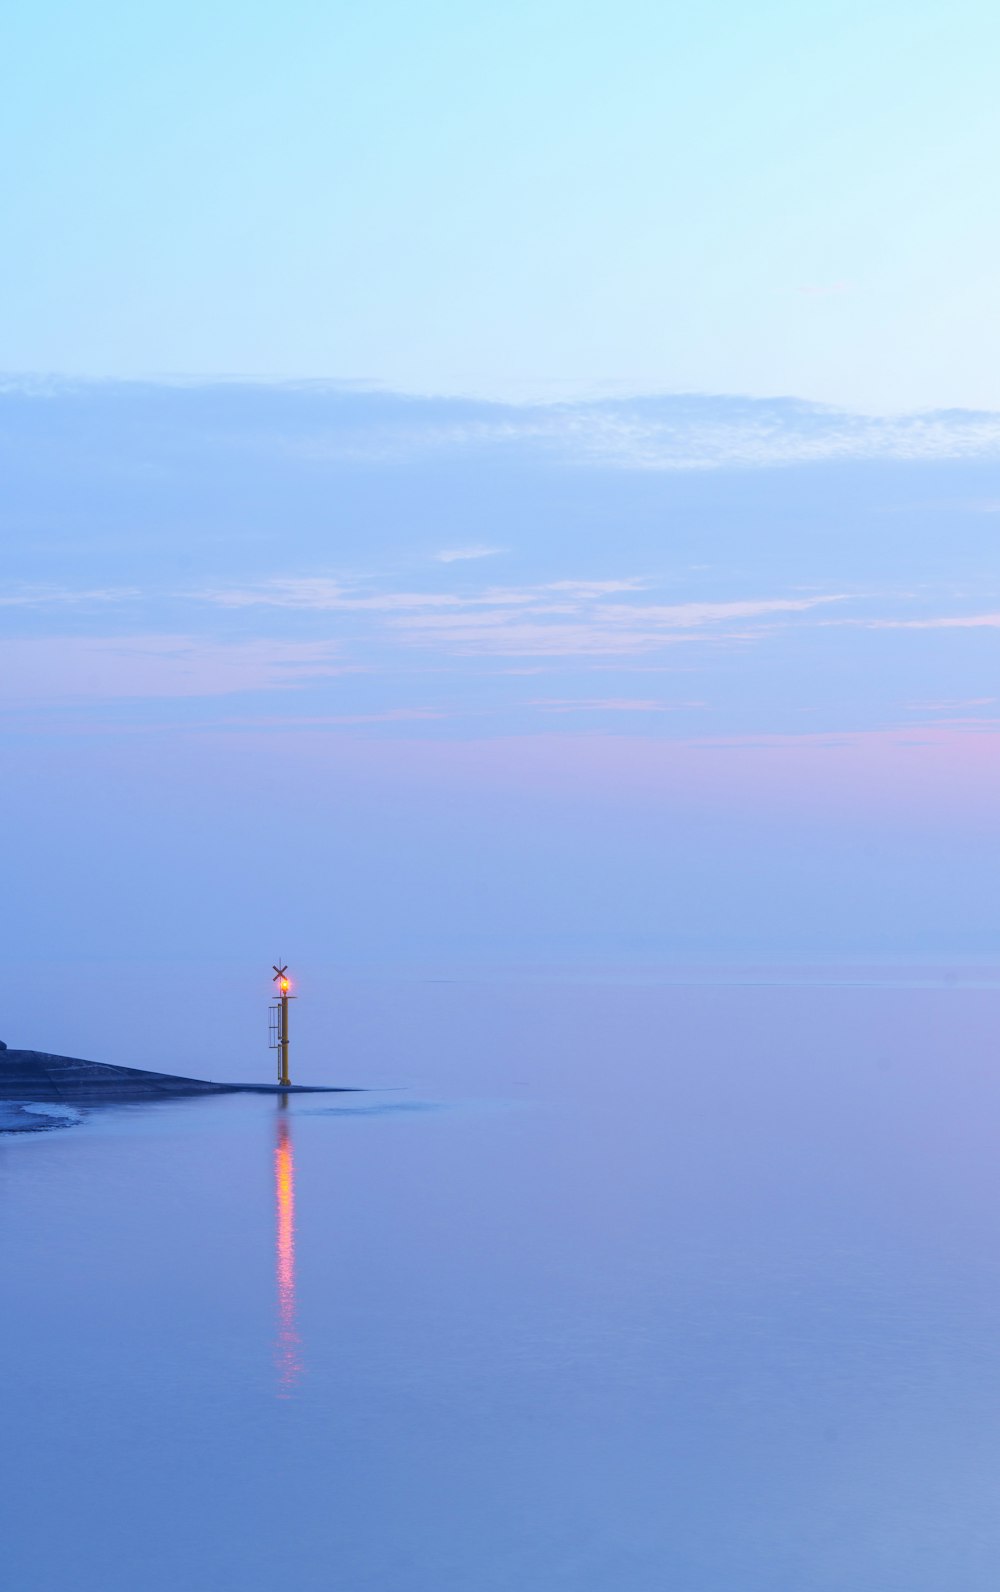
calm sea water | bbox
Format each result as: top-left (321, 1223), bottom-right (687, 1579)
top-left (3, 976), bottom-right (1000, 1591)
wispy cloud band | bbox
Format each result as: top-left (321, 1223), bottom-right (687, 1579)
top-left (0, 636), bottom-right (350, 703)
top-left (196, 579), bottom-right (845, 657)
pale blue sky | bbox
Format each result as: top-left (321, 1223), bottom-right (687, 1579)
top-left (3, 6), bottom-right (999, 969)
top-left (3, 0), bottom-right (1000, 408)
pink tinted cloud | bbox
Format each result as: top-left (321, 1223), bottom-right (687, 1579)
top-left (863, 613), bottom-right (1000, 630)
top-left (390, 594), bottom-right (844, 655)
top-left (199, 577), bottom-right (841, 655)
top-left (530, 698), bottom-right (703, 712)
top-left (215, 708), bottom-right (444, 728)
top-left (433, 546), bottom-right (504, 563)
top-left (0, 586), bottom-right (139, 607)
top-left (0, 635), bottom-right (350, 703)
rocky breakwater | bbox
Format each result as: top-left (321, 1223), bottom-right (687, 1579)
top-left (0, 1041), bottom-right (237, 1104)
top-left (0, 1042), bottom-right (345, 1131)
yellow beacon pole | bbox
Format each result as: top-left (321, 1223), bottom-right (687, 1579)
top-left (271, 964), bottom-right (293, 1086)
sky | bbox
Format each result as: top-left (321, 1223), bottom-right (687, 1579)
top-left (6, 20), bottom-right (1000, 1588)
top-left (3, 0), bottom-right (1000, 409)
top-left (2, 2), bottom-right (998, 978)
top-left (3, 383), bottom-right (998, 971)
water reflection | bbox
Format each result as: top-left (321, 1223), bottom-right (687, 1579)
top-left (273, 1109), bottom-right (302, 1396)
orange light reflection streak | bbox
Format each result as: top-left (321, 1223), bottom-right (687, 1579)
top-left (274, 1113), bottom-right (303, 1395)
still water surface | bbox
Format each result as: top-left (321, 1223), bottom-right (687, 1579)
top-left (3, 977), bottom-right (1000, 1590)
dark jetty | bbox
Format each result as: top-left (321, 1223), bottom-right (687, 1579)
top-left (0, 1043), bottom-right (341, 1102)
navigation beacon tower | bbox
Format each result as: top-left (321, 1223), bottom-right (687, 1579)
top-left (269, 964), bottom-right (294, 1086)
